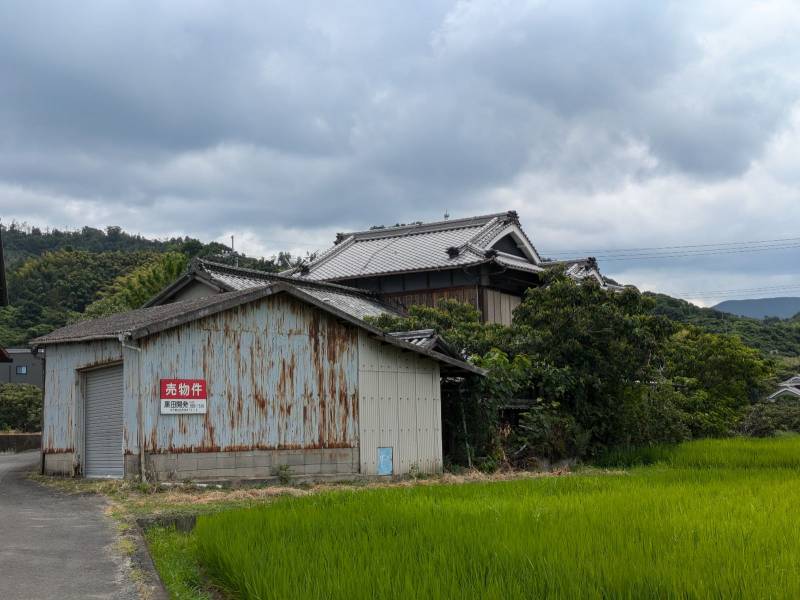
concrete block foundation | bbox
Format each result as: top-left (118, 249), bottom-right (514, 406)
top-left (43, 452), bottom-right (75, 476)
top-left (139, 447), bottom-right (359, 482)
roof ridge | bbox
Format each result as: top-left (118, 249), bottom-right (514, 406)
top-left (198, 257), bottom-right (379, 296)
top-left (336, 211), bottom-right (517, 242)
top-left (279, 236), bottom-right (355, 279)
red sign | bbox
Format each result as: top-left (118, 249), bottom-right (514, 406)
top-left (159, 379), bottom-right (207, 400)
top-left (160, 379), bottom-right (207, 415)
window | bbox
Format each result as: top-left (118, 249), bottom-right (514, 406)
top-left (15, 365), bottom-right (27, 375)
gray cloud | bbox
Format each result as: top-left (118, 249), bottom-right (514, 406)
top-left (0, 0), bottom-right (798, 299)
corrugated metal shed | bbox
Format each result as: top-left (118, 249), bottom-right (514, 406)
top-left (39, 280), bottom-right (481, 480)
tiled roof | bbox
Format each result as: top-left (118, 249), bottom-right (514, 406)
top-left (199, 260), bottom-right (402, 321)
top-left (32, 289), bottom-right (259, 345)
top-left (285, 211), bottom-right (545, 281)
top-left (147, 259), bottom-right (403, 321)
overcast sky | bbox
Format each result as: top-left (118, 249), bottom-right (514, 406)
top-left (1, 1), bottom-right (798, 305)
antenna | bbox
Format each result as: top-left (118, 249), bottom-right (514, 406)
top-left (443, 210), bottom-right (450, 221)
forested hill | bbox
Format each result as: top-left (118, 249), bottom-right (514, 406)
top-left (0, 223), bottom-right (305, 347)
top-left (2, 223), bottom-right (798, 361)
top-left (712, 297), bottom-right (800, 320)
top-left (648, 293), bottom-right (800, 357)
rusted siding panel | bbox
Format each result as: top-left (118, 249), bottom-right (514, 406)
top-left (42, 341), bottom-right (122, 459)
top-left (358, 332), bottom-right (442, 475)
top-left (132, 294), bottom-right (359, 454)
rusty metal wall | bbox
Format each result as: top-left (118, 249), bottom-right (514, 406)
top-left (128, 294), bottom-right (359, 454)
top-left (42, 341), bottom-right (122, 457)
top-left (357, 331), bottom-right (442, 476)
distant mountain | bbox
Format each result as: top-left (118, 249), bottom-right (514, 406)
top-left (647, 293), bottom-right (800, 357)
top-left (712, 297), bottom-right (800, 320)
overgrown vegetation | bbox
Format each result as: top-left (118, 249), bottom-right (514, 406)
top-left (370, 273), bottom-right (777, 467)
top-left (0, 383), bottom-right (42, 431)
top-left (0, 222), bottom-right (310, 346)
top-left (147, 436), bottom-right (800, 599)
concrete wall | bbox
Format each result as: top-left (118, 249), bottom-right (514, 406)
top-left (44, 452), bottom-right (75, 476)
top-left (137, 447), bottom-right (358, 482)
top-left (0, 433), bottom-right (40, 452)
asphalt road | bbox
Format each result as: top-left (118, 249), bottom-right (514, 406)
top-left (0, 451), bottom-right (138, 600)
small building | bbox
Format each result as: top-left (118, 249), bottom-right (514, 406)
top-left (282, 211), bottom-right (621, 325)
top-left (32, 282), bottom-right (480, 480)
top-left (0, 348), bottom-right (45, 388)
top-left (768, 376), bottom-right (800, 401)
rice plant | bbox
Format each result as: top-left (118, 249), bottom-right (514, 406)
top-left (191, 436), bottom-right (800, 599)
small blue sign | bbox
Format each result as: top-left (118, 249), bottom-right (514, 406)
top-left (377, 447), bottom-right (393, 476)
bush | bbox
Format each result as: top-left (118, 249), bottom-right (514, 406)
top-left (507, 403), bottom-right (589, 465)
top-left (740, 401), bottom-right (800, 438)
top-left (0, 383), bottom-right (42, 432)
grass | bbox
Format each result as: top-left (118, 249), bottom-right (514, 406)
top-left (163, 436), bottom-right (800, 599)
top-left (145, 527), bottom-right (215, 600)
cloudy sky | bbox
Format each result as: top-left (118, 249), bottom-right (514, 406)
top-left (1, 1), bottom-right (798, 305)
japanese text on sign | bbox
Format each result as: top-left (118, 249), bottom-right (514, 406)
top-left (160, 379), bottom-right (207, 414)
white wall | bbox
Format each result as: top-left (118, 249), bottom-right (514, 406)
top-left (357, 331), bottom-right (442, 476)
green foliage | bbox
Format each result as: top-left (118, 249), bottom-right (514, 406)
top-left (0, 250), bottom-right (155, 345)
top-left (0, 223), bottom-right (309, 346)
top-left (371, 274), bottom-right (776, 465)
top-left (368, 299), bottom-right (510, 356)
top-left (145, 526), bottom-right (213, 600)
top-left (184, 437), bottom-right (800, 599)
top-left (0, 383), bottom-right (42, 432)
top-left (649, 292), bottom-right (800, 357)
top-left (741, 401), bottom-right (800, 438)
top-left (663, 327), bottom-right (773, 436)
top-left (82, 252), bottom-right (188, 319)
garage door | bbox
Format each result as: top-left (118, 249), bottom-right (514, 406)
top-left (84, 364), bottom-right (124, 478)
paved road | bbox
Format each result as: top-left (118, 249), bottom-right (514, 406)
top-left (0, 452), bottom-right (138, 600)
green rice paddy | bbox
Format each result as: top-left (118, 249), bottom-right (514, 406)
top-left (150, 435), bottom-right (800, 599)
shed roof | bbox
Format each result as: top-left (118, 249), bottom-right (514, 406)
top-left (145, 258), bottom-right (403, 321)
top-left (283, 211), bottom-right (546, 282)
top-left (31, 283), bottom-right (483, 376)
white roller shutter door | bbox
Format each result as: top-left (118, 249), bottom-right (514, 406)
top-left (84, 364), bottom-right (124, 478)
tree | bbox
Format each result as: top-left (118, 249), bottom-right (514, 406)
top-left (82, 252), bottom-right (189, 318)
top-left (0, 384), bottom-right (42, 432)
top-left (509, 274), bottom-right (675, 454)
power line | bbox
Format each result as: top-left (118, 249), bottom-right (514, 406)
top-left (665, 283), bottom-right (800, 300)
top-left (555, 243), bottom-right (800, 262)
top-left (540, 235), bottom-right (800, 257)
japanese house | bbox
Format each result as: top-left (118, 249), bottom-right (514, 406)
top-left (768, 375), bottom-right (800, 401)
top-left (149, 211), bottom-right (620, 326)
top-left (33, 282), bottom-right (481, 480)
